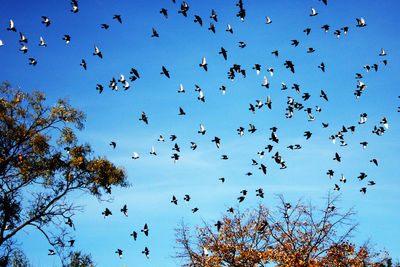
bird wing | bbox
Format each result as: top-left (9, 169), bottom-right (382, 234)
top-left (202, 56), bottom-right (206, 65)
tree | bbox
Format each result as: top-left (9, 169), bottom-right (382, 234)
top-left (175, 193), bottom-right (386, 266)
top-left (0, 82), bottom-right (128, 265)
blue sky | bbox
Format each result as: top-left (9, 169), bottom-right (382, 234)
top-left (1, 0), bottom-right (400, 265)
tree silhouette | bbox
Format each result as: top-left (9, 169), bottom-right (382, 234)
top-left (175, 193), bottom-right (385, 266)
top-left (0, 82), bottom-right (128, 264)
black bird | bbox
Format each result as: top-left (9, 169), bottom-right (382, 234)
top-left (368, 181), bottom-right (376, 186)
top-left (291, 40), bottom-right (299, 47)
top-left (321, 24), bottom-right (330, 32)
top-left (358, 172), bottom-right (367, 181)
top-left (178, 107), bottom-right (186, 115)
top-left (101, 24), bottom-right (109, 29)
top-left (113, 14), bottom-right (122, 23)
top-left (194, 15), bottom-right (203, 26)
top-left (115, 249), bottom-right (123, 259)
top-left (139, 111), bottom-right (148, 124)
top-left (208, 22), bottom-right (216, 33)
top-left (302, 93), bottom-right (311, 101)
top-left (219, 177), bottom-right (225, 183)
top-left (356, 17), bottom-right (367, 27)
top-left (199, 57), bottom-right (208, 71)
top-left (178, 1), bottom-right (189, 17)
top-left (256, 188), bottom-right (264, 198)
top-left (304, 131), bottom-right (312, 140)
top-left (80, 59), bottom-right (87, 70)
top-left (172, 143), bottom-right (180, 153)
top-left (221, 155), bottom-right (228, 160)
top-left (304, 28), bottom-right (311, 35)
top-left (171, 153), bottom-right (180, 163)
top-left (322, 122), bottom-right (329, 128)
top-left (271, 50), bottom-right (279, 58)
top-left (370, 158), bottom-right (378, 166)
top-left (160, 8), bottom-right (168, 18)
top-left (184, 194), bottom-right (191, 202)
top-left (169, 135), bottom-right (175, 141)
top-left (334, 184), bottom-right (340, 191)
top-left (68, 239), bottom-right (75, 247)
top-left (248, 124), bottom-right (256, 133)
top-left (102, 208), bottom-right (112, 218)
top-left (28, 58), bottom-right (37, 66)
top-left (192, 207), bottom-right (199, 213)
top-left (121, 205), bottom-right (128, 216)
top-left (151, 28), bottom-right (159, 37)
top-left (70, 0), bottom-right (78, 13)
top-left (141, 223), bottom-right (149, 236)
top-left (259, 164), bottom-right (267, 175)
top-left (318, 62), bottom-right (325, 72)
top-left (284, 61), bottom-right (295, 73)
top-left (333, 152), bottom-right (341, 162)
top-left (219, 47), bottom-right (227, 60)
top-left (171, 195), bottom-right (178, 205)
top-left (161, 66), bottom-right (170, 78)
top-left (307, 47), bottom-right (315, 53)
top-left (130, 68), bottom-right (140, 79)
top-left (327, 169), bottom-right (334, 179)
top-left (211, 137), bottom-right (221, 148)
top-left (360, 187), bottom-right (367, 194)
top-left (110, 141), bottom-right (116, 149)
top-left (215, 221), bottom-right (223, 231)
top-left (319, 0), bottom-right (327, 5)
top-left (320, 90), bottom-right (328, 101)
top-left (237, 195), bottom-right (246, 202)
top-left (210, 9), bottom-right (218, 22)
top-left (130, 231), bottom-right (138, 240)
top-left (62, 35), bottom-right (71, 44)
top-left (142, 247), bottom-right (150, 259)
top-left (48, 249), bottom-right (56, 255)
top-left (41, 16), bottom-right (51, 27)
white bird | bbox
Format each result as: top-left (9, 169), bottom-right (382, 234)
top-left (7, 19), bottom-right (16, 31)
top-left (119, 74), bottom-right (126, 84)
top-left (265, 17), bottom-right (272, 24)
top-left (356, 17), bottom-right (367, 27)
top-left (132, 152), bottom-right (139, 159)
top-left (93, 45), bottom-right (102, 58)
top-left (123, 81), bottom-right (130, 90)
top-left (267, 68), bottom-right (274, 77)
top-left (178, 83), bottom-right (185, 93)
top-left (310, 7), bottom-right (318, 16)
top-left (261, 76), bottom-right (269, 88)
top-left (380, 117), bottom-right (388, 129)
top-left (158, 135), bottom-right (165, 142)
top-left (198, 90), bottom-right (205, 102)
top-left (199, 57), bottom-right (207, 71)
top-left (39, 36), bottom-right (47, 47)
top-left (340, 174), bottom-right (346, 183)
top-left (19, 32), bottom-right (27, 43)
top-left (19, 44), bottom-right (28, 54)
top-left (150, 146), bottom-right (157, 155)
top-left (226, 24), bottom-right (233, 34)
top-left (198, 124), bottom-right (206, 135)
top-left (0, 40), bottom-right (4, 46)
top-left (379, 48), bottom-right (387, 56)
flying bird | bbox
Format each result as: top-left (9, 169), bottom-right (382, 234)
top-left (160, 8), bottom-right (168, 18)
top-left (139, 111), bottom-right (148, 124)
top-left (194, 15), bottom-right (203, 26)
top-left (310, 8), bottom-right (318, 16)
top-left (151, 28), bottom-right (159, 37)
top-left (62, 35), bottom-right (71, 44)
top-left (41, 16), bottom-right (51, 27)
top-left (356, 17), bottom-right (367, 27)
top-left (210, 9), bottom-right (218, 21)
top-left (161, 66), bottom-right (170, 78)
top-left (93, 45), bottom-right (102, 58)
top-left (199, 57), bottom-right (208, 71)
top-left (226, 24), bottom-right (233, 34)
top-left (113, 14), bottom-right (122, 23)
top-left (7, 19), bottom-right (16, 31)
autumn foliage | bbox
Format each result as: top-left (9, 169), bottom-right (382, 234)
top-left (175, 194), bottom-right (385, 266)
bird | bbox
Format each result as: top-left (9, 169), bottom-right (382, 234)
top-left (121, 205), bottom-right (128, 216)
top-left (284, 61), bottom-right (295, 73)
top-left (110, 141), bottom-right (116, 149)
top-left (198, 124), bottom-right (206, 135)
top-left (211, 137), bottom-right (220, 148)
top-left (304, 28), bottom-right (311, 35)
top-left (199, 57), bottom-right (208, 71)
top-left (248, 124), bottom-right (257, 133)
top-left (271, 50), bottom-right (279, 58)
top-left (265, 96), bottom-right (272, 109)
top-left (19, 32), bottom-right (28, 43)
top-left (304, 131), bottom-right (312, 140)
top-left (219, 177), bottom-right (225, 183)
top-left (259, 164), bottom-right (267, 175)
top-left (93, 45), bottom-right (102, 58)
top-left (370, 158), bottom-right (378, 166)
top-left (96, 84), bottom-right (103, 94)
top-left (0, 40), bottom-right (3, 46)
top-left (178, 1), bottom-right (189, 17)
top-left (171, 153), bottom-right (179, 163)
top-left (190, 142), bottom-right (197, 150)
top-left (171, 195), bottom-right (178, 205)
top-left (141, 223), bottom-right (149, 236)
top-left (256, 188), bottom-right (264, 198)
top-left (115, 249), bottom-right (123, 259)
top-left (291, 40), bottom-right (299, 47)
top-left (68, 239), bottom-right (75, 247)
top-left (379, 48), bottom-right (387, 56)
top-left (210, 9), bottom-right (218, 22)
top-left (192, 208), bottom-right (199, 213)
top-left (41, 16), bottom-right (51, 27)
top-left (184, 194), bottom-right (191, 202)
top-left (102, 208), bottom-right (112, 218)
top-left (307, 47), bottom-right (315, 53)
top-left (358, 172), bottom-right (367, 181)
top-left (360, 142), bottom-right (368, 149)
top-left (219, 85), bottom-right (226, 95)
top-left (208, 22), bottom-right (216, 33)
top-left (139, 111), bottom-right (148, 124)
top-left (265, 17), bottom-right (272, 24)
top-left (194, 15), bottom-right (203, 26)
top-left (142, 247), bottom-right (150, 259)
top-left (151, 28), bottom-right (159, 37)
top-left (113, 14), bottom-right (122, 23)
top-left (341, 26), bottom-right (349, 34)
top-left (178, 107), bottom-right (186, 116)
top-left (356, 17), bottom-right (367, 27)
top-left (261, 76), bottom-right (269, 88)
top-left (368, 181), bottom-right (376, 186)
top-left (7, 19), bottom-right (16, 32)
top-left (101, 24), bottom-right (109, 29)
top-left (380, 117), bottom-right (389, 129)
top-left (161, 66), bottom-right (170, 78)
top-left (318, 62), bottom-right (325, 72)
top-left (219, 47), bottom-right (228, 60)
top-left (62, 35), bottom-right (71, 44)
top-left (130, 231), bottom-right (138, 240)
top-left (132, 152), bottom-right (139, 160)
top-left (334, 184), bottom-right (340, 191)
top-left (80, 59), bottom-right (87, 70)
top-left (28, 58), bottom-right (37, 66)
top-left (48, 249), bottom-right (56, 256)
top-left (70, 0), bottom-right (78, 13)
top-left (238, 41), bottom-right (246, 48)
top-left (334, 29), bottom-right (341, 38)
top-left (327, 169), bottom-right (334, 179)
top-left (221, 155), bottom-right (228, 160)
top-left (226, 24), bottom-right (233, 34)
top-left (160, 8), bottom-right (168, 18)
top-left (318, 91), bottom-right (328, 102)
top-left (310, 8), bottom-right (318, 16)
top-left (321, 24), bottom-right (330, 32)
top-left (150, 146), bottom-right (157, 156)
top-left (360, 187), bottom-right (367, 194)
top-left (215, 221), bottom-right (223, 231)
top-left (38, 36), bottom-right (47, 47)
top-left (340, 173), bottom-right (346, 183)
top-left (19, 44), bottom-right (28, 54)
top-left (333, 152), bottom-right (341, 162)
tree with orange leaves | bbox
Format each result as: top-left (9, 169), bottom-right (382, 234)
top-left (175, 193), bottom-right (387, 266)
